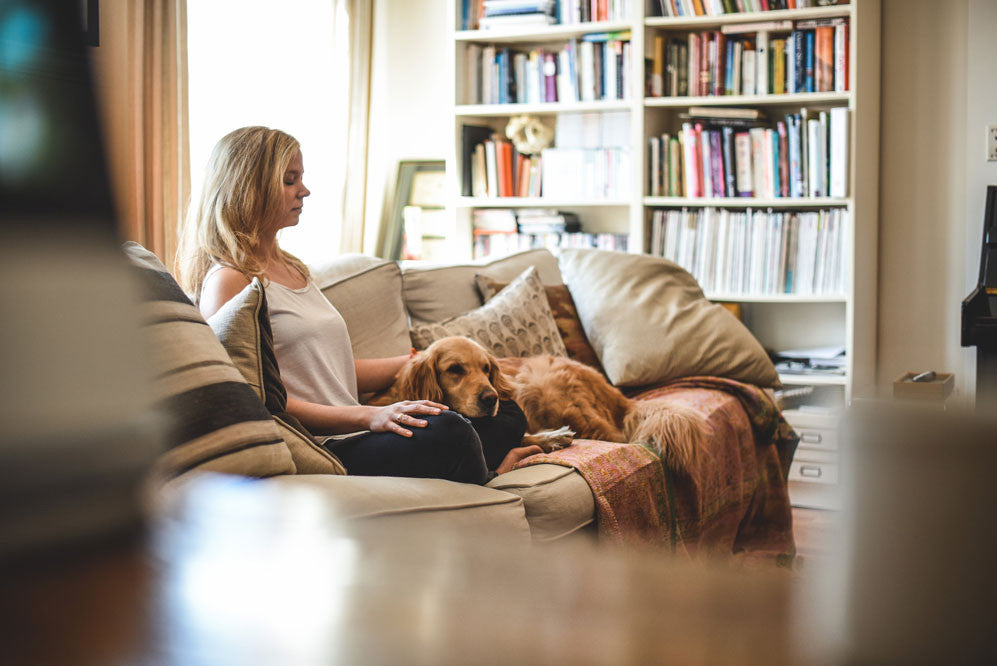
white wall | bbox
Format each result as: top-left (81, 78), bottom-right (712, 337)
top-left (363, 0), bottom-right (451, 254)
top-left (878, 0), bottom-right (997, 405)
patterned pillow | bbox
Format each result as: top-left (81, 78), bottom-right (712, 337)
top-left (122, 242), bottom-right (296, 479)
top-left (206, 279), bottom-right (346, 475)
top-left (475, 275), bottom-right (604, 373)
top-left (410, 266), bottom-right (568, 358)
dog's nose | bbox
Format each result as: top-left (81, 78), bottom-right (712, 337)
top-left (478, 390), bottom-right (498, 412)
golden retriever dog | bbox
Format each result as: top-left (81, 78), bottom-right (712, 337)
top-left (371, 336), bottom-right (707, 470)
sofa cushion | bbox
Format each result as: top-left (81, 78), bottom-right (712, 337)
top-left (313, 259), bottom-right (411, 360)
top-left (559, 248), bottom-right (780, 388)
top-left (476, 275), bottom-right (604, 372)
top-left (122, 242), bottom-right (296, 479)
top-left (486, 464), bottom-right (595, 541)
top-left (402, 248), bottom-right (563, 325)
top-left (206, 279), bottom-right (347, 475)
top-left (410, 266), bottom-right (568, 358)
top-left (267, 474), bottom-right (532, 543)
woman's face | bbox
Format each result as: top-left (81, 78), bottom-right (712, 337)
top-left (276, 149), bottom-right (310, 230)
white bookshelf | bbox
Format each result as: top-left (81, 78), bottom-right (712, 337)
top-left (448, 2), bottom-right (880, 507)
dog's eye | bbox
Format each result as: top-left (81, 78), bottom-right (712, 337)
top-left (483, 364), bottom-right (491, 374)
top-left (447, 364), bottom-right (465, 375)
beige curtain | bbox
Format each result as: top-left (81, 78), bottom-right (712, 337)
top-left (95, 0), bottom-right (189, 267)
top-left (340, 0), bottom-right (375, 254)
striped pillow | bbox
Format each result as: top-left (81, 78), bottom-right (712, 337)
top-left (122, 242), bottom-right (296, 479)
top-left (207, 279), bottom-right (347, 475)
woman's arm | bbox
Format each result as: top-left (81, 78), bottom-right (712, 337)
top-left (286, 396), bottom-right (447, 437)
top-left (198, 267), bottom-right (251, 319)
top-left (354, 354), bottom-right (412, 393)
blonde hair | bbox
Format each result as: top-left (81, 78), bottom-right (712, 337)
top-left (177, 126), bottom-right (310, 301)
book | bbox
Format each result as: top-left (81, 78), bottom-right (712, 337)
top-left (777, 120), bottom-right (789, 198)
top-left (688, 106), bottom-right (763, 120)
top-left (834, 20), bottom-right (849, 92)
top-left (772, 38), bottom-right (786, 95)
top-left (652, 34), bottom-right (665, 97)
top-left (734, 131), bottom-right (753, 196)
top-left (472, 144), bottom-right (488, 197)
top-left (755, 30), bottom-right (769, 95)
top-left (814, 25), bottom-right (834, 92)
top-left (829, 106), bottom-right (848, 197)
top-left (741, 47), bottom-right (756, 96)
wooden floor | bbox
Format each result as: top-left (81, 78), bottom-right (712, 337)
top-left (792, 506), bottom-right (839, 574)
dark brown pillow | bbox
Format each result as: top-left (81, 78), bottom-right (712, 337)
top-left (475, 274), bottom-right (604, 373)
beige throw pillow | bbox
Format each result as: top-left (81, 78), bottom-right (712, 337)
top-left (410, 266), bottom-right (568, 358)
top-left (559, 249), bottom-right (780, 388)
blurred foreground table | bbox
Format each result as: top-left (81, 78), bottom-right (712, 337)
top-left (3, 474), bottom-right (794, 666)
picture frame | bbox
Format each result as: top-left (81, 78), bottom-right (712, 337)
top-left (381, 160), bottom-right (446, 260)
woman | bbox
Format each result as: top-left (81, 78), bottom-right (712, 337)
top-left (178, 126), bottom-right (539, 483)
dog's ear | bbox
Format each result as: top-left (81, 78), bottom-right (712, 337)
top-left (394, 351), bottom-right (444, 403)
top-left (488, 355), bottom-right (516, 400)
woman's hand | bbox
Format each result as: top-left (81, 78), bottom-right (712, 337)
top-left (368, 400), bottom-right (449, 437)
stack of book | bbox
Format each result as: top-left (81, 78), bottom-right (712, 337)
top-left (471, 208), bottom-right (625, 259)
top-left (647, 105), bottom-right (848, 199)
top-left (649, 206), bottom-right (846, 296)
top-left (473, 230), bottom-right (628, 259)
top-left (462, 0), bottom-right (630, 29)
top-left (464, 31), bottom-right (631, 105)
top-left (654, 0), bottom-right (846, 18)
top-left (647, 18), bottom-right (848, 98)
top-left (772, 345), bottom-right (847, 377)
top-left (476, 0), bottom-right (556, 31)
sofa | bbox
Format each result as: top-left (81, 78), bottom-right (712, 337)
top-left (126, 243), bottom-right (797, 559)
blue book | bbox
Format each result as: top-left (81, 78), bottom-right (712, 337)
top-left (498, 50), bottom-right (509, 104)
top-left (725, 41), bottom-right (735, 95)
top-left (804, 31), bottom-right (815, 93)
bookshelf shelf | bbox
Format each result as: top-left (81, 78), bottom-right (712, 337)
top-left (456, 100), bottom-right (633, 117)
top-left (458, 197), bottom-right (629, 208)
top-left (644, 5), bottom-right (851, 30)
top-left (706, 293), bottom-right (847, 303)
top-left (456, 20), bottom-right (632, 44)
top-left (778, 374), bottom-right (848, 387)
top-left (644, 92), bottom-right (851, 108)
top-left (644, 196), bottom-right (849, 208)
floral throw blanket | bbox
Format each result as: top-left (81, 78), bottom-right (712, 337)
top-left (518, 377), bottom-right (798, 564)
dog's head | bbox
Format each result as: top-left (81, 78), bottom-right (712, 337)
top-left (394, 336), bottom-right (514, 418)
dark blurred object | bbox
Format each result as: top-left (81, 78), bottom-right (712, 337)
top-left (837, 403), bottom-right (997, 665)
top-left (0, 0), bottom-right (161, 563)
top-left (0, 0), bottom-right (115, 229)
top-left (961, 185), bottom-right (997, 411)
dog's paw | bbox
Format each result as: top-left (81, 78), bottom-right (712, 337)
top-left (529, 426), bottom-right (575, 452)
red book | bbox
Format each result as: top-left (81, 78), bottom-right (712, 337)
top-left (815, 26), bottom-right (834, 92)
top-left (714, 31), bottom-right (726, 96)
top-left (516, 153), bottom-right (528, 197)
top-left (502, 142), bottom-right (514, 197)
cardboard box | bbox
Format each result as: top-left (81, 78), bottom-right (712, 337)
top-left (892, 372), bottom-right (955, 401)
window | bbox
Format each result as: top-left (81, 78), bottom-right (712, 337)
top-left (187, 0), bottom-right (350, 263)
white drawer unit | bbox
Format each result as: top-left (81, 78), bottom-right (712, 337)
top-left (784, 408), bottom-right (842, 510)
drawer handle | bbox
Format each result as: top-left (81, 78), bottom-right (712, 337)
top-left (801, 432), bottom-right (823, 445)
top-left (800, 465), bottom-right (823, 478)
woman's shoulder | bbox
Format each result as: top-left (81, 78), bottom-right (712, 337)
top-left (199, 265), bottom-right (251, 319)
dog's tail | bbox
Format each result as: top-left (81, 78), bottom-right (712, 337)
top-left (624, 400), bottom-right (710, 472)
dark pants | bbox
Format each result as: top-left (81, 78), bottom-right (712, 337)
top-left (325, 401), bottom-right (527, 485)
